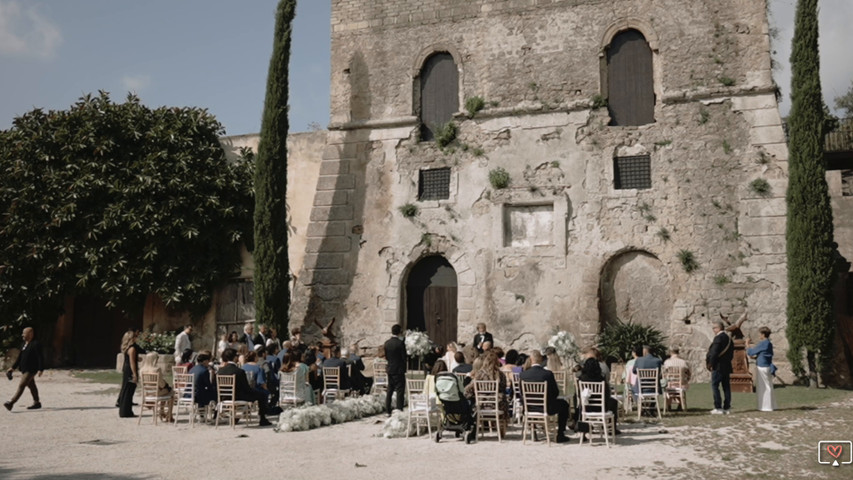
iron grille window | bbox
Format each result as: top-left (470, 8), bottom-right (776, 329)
top-left (418, 168), bottom-right (451, 200)
top-left (614, 155), bottom-right (651, 189)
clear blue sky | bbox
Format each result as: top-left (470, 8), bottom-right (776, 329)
top-left (0, 1), bottom-right (850, 136)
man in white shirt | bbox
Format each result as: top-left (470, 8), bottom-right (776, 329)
top-left (174, 325), bottom-right (193, 363)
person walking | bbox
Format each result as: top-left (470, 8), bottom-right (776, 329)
top-left (383, 324), bottom-right (407, 415)
top-left (706, 320), bottom-right (734, 414)
top-left (746, 326), bottom-right (777, 412)
top-left (5, 327), bottom-right (45, 411)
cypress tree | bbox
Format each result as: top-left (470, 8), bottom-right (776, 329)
top-left (254, 0), bottom-right (296, 335)
top-left (785, 0), bottom-right (836, 386)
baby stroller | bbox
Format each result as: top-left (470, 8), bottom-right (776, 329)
top-left (433, 372), bottom-right (476, 444)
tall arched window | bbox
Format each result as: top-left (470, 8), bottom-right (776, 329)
top-left (607, 29), bottom-right (655, 126)
top-left (419, 52), bottom-right (458, 141)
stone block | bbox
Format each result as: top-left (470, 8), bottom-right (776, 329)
top-left (739, 216), bottom-right (786, 236)
top-left (744, 198), bottom-right (786, 217)
top-left (744, 108), bottom-right (782, 127)
top-left (307, 221), bottom-right (347, 238)
top-left (745, 236), bottom-right (786, 255)
top-left (319, 160), bottom-right (351, 176)
top-left (305, 269), bottom-right (350, 286)
top-left (731, 94), bottom-right (777, 111)
top-left (316, 174), bottom-right (355, 191)
top-left (310, 205), bottom-right (354, 222)
top-left (314, 190), bottom-right (349, 206)
top-left (306, 236), bottom-right (351, 253)
top-left (749, 125), bottom-right (786, 145)
top-left (303, 253), bottom-right (345, 270)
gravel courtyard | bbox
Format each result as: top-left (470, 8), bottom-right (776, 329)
top-left (1, 370), bottom-right (851, 480)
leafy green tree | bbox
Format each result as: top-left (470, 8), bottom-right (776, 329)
top-left (0, 92), bottom-right (254, 337)
top-left (785, 0), bottom-right (837, 386)
top-left (253, 0), bottom-right (296, 335)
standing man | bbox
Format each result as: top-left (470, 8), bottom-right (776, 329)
top-left (706, 320), bottom-right (734, 414)
top-left (5, 327), bottom-right (44, 411)
top-left (174, 325), bottom-right (193, 364)
top-left (253, 324), bottom-right (268, 347)
top-left (240, 323), bottom-right (255, 351)
top-left (384, 324), bottom-right (407, 415)
top-left (473, 322), bottom-right (493, 353)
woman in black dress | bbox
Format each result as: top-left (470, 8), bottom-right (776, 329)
top-left (117, 330), bottom-right (143, 418)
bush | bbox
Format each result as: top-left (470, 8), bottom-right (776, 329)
top-left (677, 249), bottom-right (700, 273)
top-left (597, 319), bottom-right (668, 363)
top-left (749, 178), bottom-right (771, 197)
top-left (434, 122), bottom-right (457, 148)
top-left (398, 203), bottom-right (418, 218)
top-left (464, 96), bottom-right (485, 118)
top-left (488, 167), bottom-right (510, 189)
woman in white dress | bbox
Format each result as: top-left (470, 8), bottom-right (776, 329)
top-left (441, 342), bottom-right (459, 372)
top-left (746, 326), bottom-right (776, 412)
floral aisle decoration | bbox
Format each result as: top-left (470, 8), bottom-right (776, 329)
top-left (381, 409), bottom-right (424, 438)
top-left (547, 330), bottom-right (580, 370)
top-left (138, 329), bottom-right (177, 354)
top-left (274, 394), bottom-right (384, 432)
top-left (405, 330), bottom-right (432, 371)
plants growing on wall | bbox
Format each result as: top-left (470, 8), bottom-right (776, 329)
top-left (399, 203), bottom-right (419, 218)
top-left (677, 250), bottom-right (700, 273)
top-left (434, 122), bottom-right (457, 148)
top-left (488, 167), bottom-right (511, 189)
top-left (749, 178), bottom-right (772, 197)
top-left (464, 96), bottom-right (485, 118)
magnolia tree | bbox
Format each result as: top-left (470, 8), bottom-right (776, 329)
top-left (0, 92), bottom-right (254, 341)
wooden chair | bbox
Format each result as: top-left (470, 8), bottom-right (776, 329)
top-left (520, 380), bottom-right (558, 445)
top-left (215, 374), bottom-right (254, 428)
top-left (405, 377), bottom-right (433, 437)
top-left (172, 373), bottom-right (200, 427)
top-left (577, 380), bottom-right (616, 447)
top-left (510, 371), bottom-right (523, 424)
top-left (636, 368), bottom-right (662, 420)
top-left (138, 372), bottom-right (173, 426)
top-left (279, 371), bottom-right (305, 409)
top-left (322, 366), bottom-right (347, 403)
top-left (552, 370), bottom-right (568, 398)
top-left (172, 365), bottom-right (188, 375)
top-left (473, 379), bottom-right (505, 442)
top-left (371, 359), bottom-right (388, 395)
top-left (663, 366), bottom-right (688, 413)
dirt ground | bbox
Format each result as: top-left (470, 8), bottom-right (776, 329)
top-left (1, 370), bottom-right (851, 480)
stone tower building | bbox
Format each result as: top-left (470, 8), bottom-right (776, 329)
top-left (290, 0), bottom-right (789, 378)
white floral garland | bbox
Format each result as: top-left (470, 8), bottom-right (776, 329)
top-left (405, 330), bottom-right (432, 357)
top-left (274, 395), bottom-right (385, 432)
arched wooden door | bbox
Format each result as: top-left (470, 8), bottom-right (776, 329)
top-left (405, 256), bottom-right (458, 346)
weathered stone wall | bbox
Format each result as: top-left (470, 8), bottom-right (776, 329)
top-left (294, 0), bottom-right (789, 381)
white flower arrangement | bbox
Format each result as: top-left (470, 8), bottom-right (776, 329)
top-left (274, 394), bottom-right (385, 433)
top-left (405, 330), bottom-right (432, 358)
top-left (381, 409), bottom-right (422, 438)
top-left (548, 330), bottom-right (580, 366)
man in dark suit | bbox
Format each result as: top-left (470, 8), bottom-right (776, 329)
top-left (473, 322), bottom-right (493, 353)
top-left (218, 348), bottom-right (271, 426)
top-left (706, 320), bottom-right (734, 414)
top-left (5, 327), bottom-right (44, 411)
top-left (252, 324), bottom-right (268, 348)
top-left (520, 350), bottom-right (570, 443)
top-left (189, 353), bottom-right (217, 409)
top-left (384, 324), bottom-right (407, 415)
top-left (322, 346), bottom-right (352, 391)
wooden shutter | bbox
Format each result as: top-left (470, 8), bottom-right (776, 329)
top-left (420, 53), bottom-right (459, 141)
top-left (607, 30), bottom-right (655, 126)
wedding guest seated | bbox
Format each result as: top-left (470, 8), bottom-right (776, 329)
top-left (442, 342), bottom-right (460, 372)
top-left (452, 352), bottom-right (472, 374)
top-left (520, 350), bottom-right (570, 443)
top-left (633, 345), bottom-right (663, 393)
top-left (190, 353), bottom-right (216, 409)
top-left (241, 351), bottom-right (268, 395)
top-left (322, 346), bottom-right (351, 391)
top-left (218, 348), bottom-right (271, 426)
top-left (140, 352), bottom-right (174, 422)
top-left (344, 346), bottom-right (371, 395)
top-left (623, 346), bottom-right (642, 396)
top-left (177, 348), bottom-right (195, 371)
top-left (502, 349), bottom-right (522, 374)
top-left (544, 346), bottom-right (563, 371)
top-left (575, 346), bottom-right (620, 435)
top-left (464, 351), bottom-right (509, 436)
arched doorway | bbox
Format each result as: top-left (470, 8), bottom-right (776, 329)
top-left (599, 250), bottom-right (672, 333)
top-left (405, 255), bottom-right (458, 346)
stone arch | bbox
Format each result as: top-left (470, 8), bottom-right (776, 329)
top-left (411, 44), bottom-right (463, 140)
top-left (599, 18), bottom-right (660, 52)
top-left (598, 249), bottom-right (673, 335)
top-left (385, 237), bottom-right (474, 343)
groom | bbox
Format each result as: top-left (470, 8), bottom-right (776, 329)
top-left (383, 325), bottom-right (407, 415)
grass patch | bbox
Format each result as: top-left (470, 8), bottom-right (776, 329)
top-left (749, 178), bottom-right (772, 197)
top-left (398, 203), bottom-right (418, 218)
top-left (72, 370), bottom-right (123, 385)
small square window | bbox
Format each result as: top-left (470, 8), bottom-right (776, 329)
top-left (418, 168), bottom-right (451, 200)
top-left (614, 155), bottom-right (651, 190)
